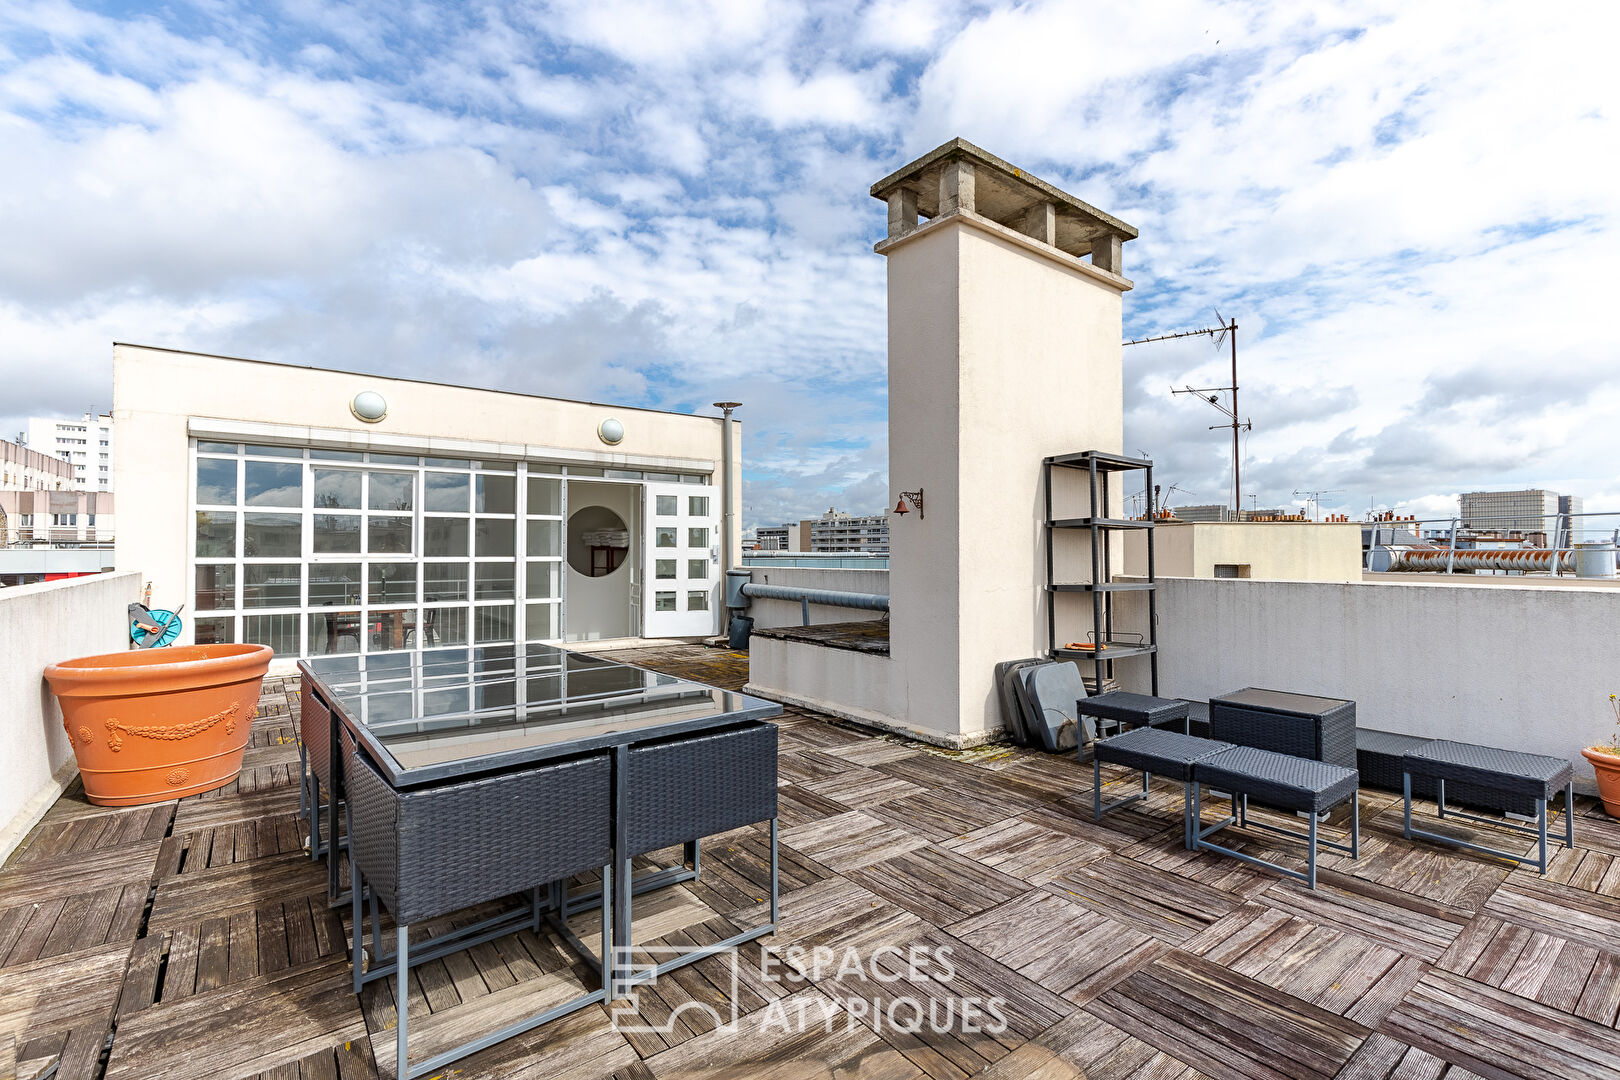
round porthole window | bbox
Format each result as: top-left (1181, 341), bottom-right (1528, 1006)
top-left (350, 391), bottom-right (388, 423)
top-left (598, 417), bottom-right (625, 445)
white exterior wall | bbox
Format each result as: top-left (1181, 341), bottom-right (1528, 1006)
top-left (1116, 576), bottom-right (1620, 787)
top-left (0, 572), bottom-right (142, 860)
top-left (885, 214), bottom-right (1125, 745)
top-left (746, 637), bottom-right (907, 741)
top-left (1124, 522), bottom-right (1363, 581)
top-left (112, 344), bottom-right (740, 643)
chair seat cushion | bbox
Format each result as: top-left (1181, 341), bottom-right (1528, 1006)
top-left (1402, 740), bottom-right (1574, 801)
top-left (1093, 727), bottom-right (1232, 781)
top-left (1196, 745), bottom-right (1359, 813)
top-left (1079, 692), bottom-right (1191, 728)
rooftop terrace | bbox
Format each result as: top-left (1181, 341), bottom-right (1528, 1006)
top-left (4, 643), bottom-right (1619, 1080)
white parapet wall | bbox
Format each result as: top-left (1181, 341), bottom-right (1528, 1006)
top-left (0, 571), bottom-right (143, 859)
top-left (1116, 575), bottom-right (1620, 788)
top-left (742, 567), bottom-right (889, 631)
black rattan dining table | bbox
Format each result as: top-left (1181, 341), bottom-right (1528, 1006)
top-left (299, 644), bottom-right (782, 1074)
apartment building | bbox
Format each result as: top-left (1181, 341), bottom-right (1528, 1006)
top-left (27, 412), bottom-right (114, 491)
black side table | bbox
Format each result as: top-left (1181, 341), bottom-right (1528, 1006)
top-left (1209, 688), bottom-right (1356, 769)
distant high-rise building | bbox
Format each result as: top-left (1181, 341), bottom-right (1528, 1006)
top-left (1458, 489), bottom-right (1572, 541)
top-left (1559, 494), bottom-right (1584, 542)
top-left (26, 412), bottom-right (114, 491)
top-left (755, 520), bottom-right (810, 552)
top-left (809, 508), bottom-right (889, 553)
top-left (1169, 504), bottom-right (1232, 522)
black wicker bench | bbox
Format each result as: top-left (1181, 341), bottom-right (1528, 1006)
top-left (1091, 727), bottom-right (1233, 847)
top-left (1078, 691), bottom-right (1193, 738)
top-left (1358, 729), bottom-right (1537, 817)
top-left (1191, 745), bottom-right (1360, 889)
top-left (1401, 740), bottom-right (1575, 874)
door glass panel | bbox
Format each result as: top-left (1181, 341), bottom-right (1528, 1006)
top-left (475, 562), bottom-right (515, 600)
top-left (688, 559), bottom-right (708, 579)
top-left (474, 605), bottom-right (514, 643)
top-left (313, 513), bottom-right (361, 553)
top-left (368, 563), bottom-right (418, 604)
top-left (424, 472), bottom-right (469, 512)
top-left (195, 565), bottom-right (235, 609)
top-left (656, 495), bottom-right (677, 516)
top-left (689, 496), bottom-right (709, 516)
top-left (424, 517), bottom-right (468, 556)
top-left (309, 611), bottom-right (361, 653)
top-left (526, 561), bottom-right (559, 599)
top-left (196, 459), bottom-right (237, 505)
top-left (368, 515), bottom-right (413, 554)
top-left (655, 559), bottom-right (676, 579)
top-left (688, 590), bottom-right (709, 611)
top-left (368, 472), bottom-right (414, 511)
top-left (526, 520), bottom-right (560, 557)
top-left (244, 462), bottom-right (302, 506)
top-left (243, 613), bottom-right (300, 655)
top-left (314, 469), bottom-right (361, 509)
top-left (194, 616), bottom-right (234, 645)
top-left (476, 475), bottom-right (516, 513)
top-left (309, 563), bottom-right (362, 606)
top-left (244, 513), bottom-right (300, 557)
top-left (367, 609), bottom-right (414, 651)
top-left (688, 527), bottom-right (709, 548)
top-left (475, 518), bottom-right (516, 557)
top-left (527, 477), bottom-right (561, 515)
top-left (243, 563), bottom-right (301, 608)
top-left (526, 603), bottom-right (559, 641)
top-left (196, 511), bottom-right (236, 557)
top-left (424, 562), bottom-right (470, 601)
top-left (655, 527), bottom-right (677, 548)
top-left (654, 591), bottom-right (676, 612)
top-left (419, 605), bottom-right (467, 646)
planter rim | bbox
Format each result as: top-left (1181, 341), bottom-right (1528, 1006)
top-left (1582, 745), bottom-right (1620, 761)
top-left (45, 643), bottom-right (273, 697)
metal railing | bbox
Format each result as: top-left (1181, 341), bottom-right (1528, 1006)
top-left (1363, 510), bottom-right (1620, 578)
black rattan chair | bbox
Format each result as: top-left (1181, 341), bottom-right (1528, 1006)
top-left (342, 731), bottom-right (613, 1080)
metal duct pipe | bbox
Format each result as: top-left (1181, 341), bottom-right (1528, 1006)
top-left (738, 583), bottom-right (890, 610)
top-left (1378, 547), bottom-right (1579, 574)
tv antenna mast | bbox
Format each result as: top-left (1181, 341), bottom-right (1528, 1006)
top-left (1125, 314), bottom-right (1251, 516)
top-left (1292, 488), bottom-right (1342, 522)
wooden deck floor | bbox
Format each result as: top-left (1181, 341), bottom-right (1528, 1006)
top-left (5, 643), bottom-right (1620, 1080)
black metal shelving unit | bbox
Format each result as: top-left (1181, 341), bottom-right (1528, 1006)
top-left (1043, 450), bottom-right (1158, 694)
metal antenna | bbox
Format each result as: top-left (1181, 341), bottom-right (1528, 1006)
top-left (1125, 315), bottom-right (1250, 515)
top-left (1292, 488), bottom-right (1343, 522)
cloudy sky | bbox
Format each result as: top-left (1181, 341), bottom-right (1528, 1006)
top-left (2, 0), bottom-right (1616, 527)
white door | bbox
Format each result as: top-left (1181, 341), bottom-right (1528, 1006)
top-left (642, 482), bottom-right (720, 638)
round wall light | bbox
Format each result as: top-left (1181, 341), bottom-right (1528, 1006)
top-left (598, 417), bottom-right (625, 445)
top-left (350, 391), bottom-right (388, 423)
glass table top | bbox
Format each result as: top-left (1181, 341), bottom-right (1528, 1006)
top-left (302, 644), bottom-right (779, 784)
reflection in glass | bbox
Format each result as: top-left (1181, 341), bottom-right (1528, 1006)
top-left (656, 527), bottom-right (677, 548)
top-left (368, 471), bottom-right (414, 511)
top-left (309, 563), bottom-right (362, 606)
top-left (424, 606), bottom-right (468, 646)
top-left (368, 563), bottom-right (418, 604)
top-left (314, 469), bottom-right (361, 509)
top-left (244, 462), bottom-right (302, 506)
top-left (424, 517), bottom-right (468, 556)
top-left (244, 444), bottom-right (302, 458)
top-left (309, 610), bottom-right (361, 654)
top-left (424, 472), bottom-right (470, 512)
top-left (243, 612), bottom-right (300, 655)
top-left (656, 559), bottom-right (676, 579)
top-left (367, 609), bottom-right (414, 651)
top-left (197, 442), bottom-right (237, 454)
top-left (368, 515), bottom-right (412, 554)
top-left (655, 591), bottom-right (676, 611)
top-left (526, 477), bottom-right (561, 515)
top-left (526, 561), bottom-right (559, 599)
top-left (476, 474), bottom-right (516, 513)
top-left (195, 564), bottom-right (235, 610)
top-left (313, 513), bottom-right (361, 553)
top-left (688, 527), bottom-right (709, 548)
top-left (688, 590), bottom-right (709, 611)
top-left (688, 559), bottom-right (708, 579)
top-left (656, 495), bottom-right (677, 516)
top-left (196, 458), bottom-right (237, 505)
top-left (474, 605), bottom-right (514, 643)
top-left (689, 496), bottom-right (709, 517)
top-left (475, 518), bottom-right (516, 557)
top-left (526, 519), bottom-right (560, 557)
top-left (424, 562), bottom-right (470, 601)
top-left (526, 603), bottom-right (559, 641)
top-left (243, 564), bottom-right (301, 608)
top-left (196, 511), bottom-right (236, 557)
top-left (244, 513), bottom-right (300, 557)
top-left (475, 562), bottom-right (515, 600)
top-left (194, 616), bottom-right (235, 645)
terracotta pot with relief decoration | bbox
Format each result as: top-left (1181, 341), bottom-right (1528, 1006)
top-left (45, 643), bottom-right (273, 806)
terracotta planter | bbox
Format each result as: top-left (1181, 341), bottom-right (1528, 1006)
top-left (45, 644), bottom-right (274, 806)
top-left (1583, 746), bottom-right (1620, 817)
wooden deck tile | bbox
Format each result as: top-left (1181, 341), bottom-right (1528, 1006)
top-left (940, 816), bottom-right (1110, 885)
top-left (845, 845), bottom-right (1027, 927)
top-left (780, 810), bottom-right (929, 871)
top-left (1043, 857), bottom-right (1244, 946)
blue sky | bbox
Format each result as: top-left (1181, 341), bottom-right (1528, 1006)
top-left (2, 0), bottom-right (1616, 527)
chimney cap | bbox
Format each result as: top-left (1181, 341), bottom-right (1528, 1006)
top-left (871, 137), bottom-right (1137, 253)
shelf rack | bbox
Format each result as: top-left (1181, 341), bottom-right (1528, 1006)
top-left (1043, 450), bottom-right (1158, 693)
